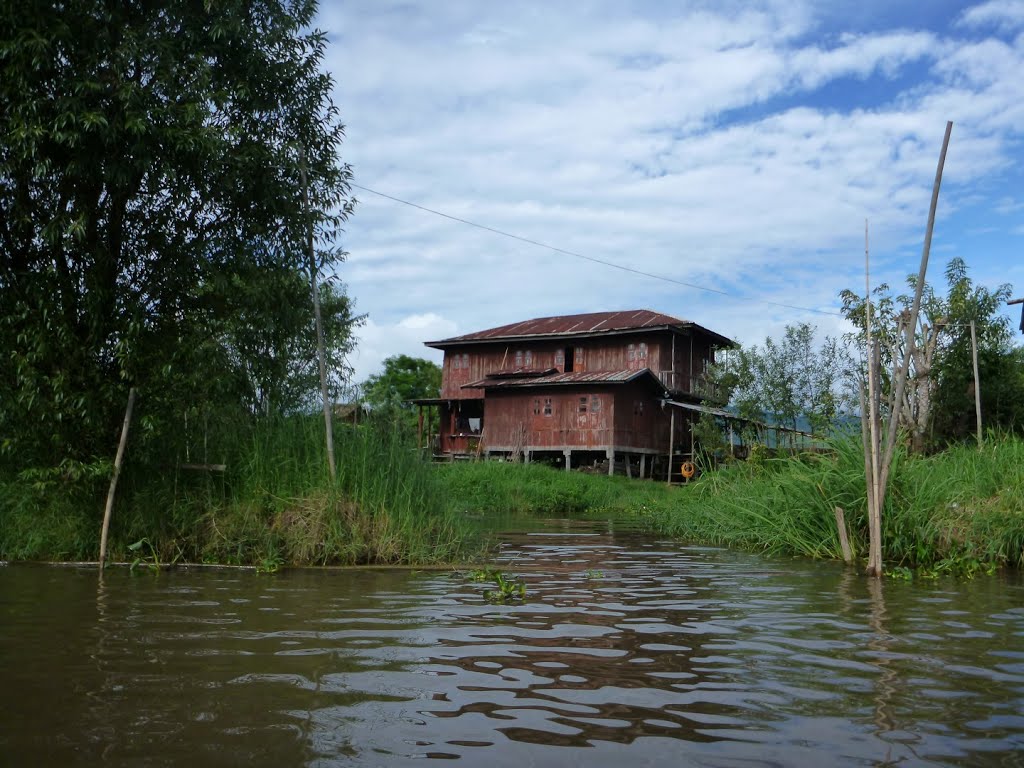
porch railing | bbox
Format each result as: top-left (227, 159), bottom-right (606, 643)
top-left (656, 371), bottom-right (728, 403)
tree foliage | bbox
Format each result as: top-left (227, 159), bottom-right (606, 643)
top-left (840, 257), bottom-right (1019, 449)
top-left (728, 323), bottom-right (852, 445)
top-left (0, 0), bottom-right (357, 467)
top-left (362, 356), bottom-right (442, 433)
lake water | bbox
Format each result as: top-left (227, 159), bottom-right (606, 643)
top-left (2, 521), bottom-right (1023, 766)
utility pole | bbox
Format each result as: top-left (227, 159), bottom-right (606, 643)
top-left (300, 147), bottom-right (337, 481)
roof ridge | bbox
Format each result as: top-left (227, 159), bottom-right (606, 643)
top-left (429, 309), bottom-right (701, 345)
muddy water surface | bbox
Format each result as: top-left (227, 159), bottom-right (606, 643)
top-left (2, 523), bottom-right (1023, 766)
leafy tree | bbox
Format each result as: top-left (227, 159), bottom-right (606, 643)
top-left (931, 259), bottom-right (1019, 442)
top-left (362, 356), bottom-right (442, 433)
top-left (0, 0), bottom-right (354, 467)
top-left (223, 267), bottom-right (364, 415)
top-left (728, 323), bottom-right (852, 447)
top-left (840, 257), bottom-right (1018, 449)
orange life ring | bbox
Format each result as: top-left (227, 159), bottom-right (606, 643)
top-left (680, 461), bottom-right (696, 479)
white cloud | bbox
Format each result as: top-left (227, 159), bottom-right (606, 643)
top-left (788, 31), bottom-right (938, 90)
top-left (320, 1), bottom-right (1024, 375)
top-left (350, 313), bottom-right (456, 383)
top-left (957, 0), bottom-right (1024, 31)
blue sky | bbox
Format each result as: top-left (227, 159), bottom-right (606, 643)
top-left (313, 0), bottom-right (1024, 383)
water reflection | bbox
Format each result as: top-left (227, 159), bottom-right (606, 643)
top-left (1, 527), bottom-right (1023, 766)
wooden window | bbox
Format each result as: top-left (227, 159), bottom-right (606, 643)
top-left (634, 400), bottom-right (644, 416)
top-left (515, 350), bottom-right (523, 367)
top-left (525, 350), bottom-right (533, 367)
top-left (554, 349), bottom-right (564, 367)
top-left (574, 347), bottom-right (584, 365)
top-left (462, 353), bottom-right (469, 369)
top-left (639, 342), bottom-right (648, 359)
top-left (533, 398), bottom-right (541, 415)
top-left (543, 398), bottom-right (552, 416)
top-left (590, 395), bottom-right (601, 412)
top-left (452, 355), bottom-right (460, 370)
top-left (628, 343), bottom-right (636, 362)
top-left (579, 397), bottom-right (588, 414)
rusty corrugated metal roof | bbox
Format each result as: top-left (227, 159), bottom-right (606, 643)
top-left (434, 310), bottom-right (684, 342)
top-left (427, 309), bottom-right (735, 348)
top-left (462, 369), bottom-right (664, 390)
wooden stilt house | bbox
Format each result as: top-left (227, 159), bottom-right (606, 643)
top-left (414, 309), bottom-right (735, 479)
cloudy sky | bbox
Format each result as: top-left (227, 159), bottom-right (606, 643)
top-left (314, 0), bottom-right (1024, 384)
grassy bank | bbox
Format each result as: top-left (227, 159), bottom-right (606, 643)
top-left (434, 435), bottom-right (1024, 575)
top-left (5, 421), bottom-right (1022, 575)
top-left (640, 434), bottom-right (1024, 574)
top-left (435, 460), bottom-right (676, 521)
top-left (0, 416), bottom-right (474, 568)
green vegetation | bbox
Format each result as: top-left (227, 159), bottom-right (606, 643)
top-left (362, 355), bottom-right (442, 433)
top-left (0, 2), bottom-right (455, 568)
top-left (436, 460), bottom-right (676, 520)
top-left (839, 257), bottom-right (1022, 451)
top-left (467, 568), bottom-right (527, 603)
top-left (725, 322), bottom-right (852, 444)
top-left (644, 434), bottom-right (1024, 575)
top-left (432, 435), bottom-right (1024, 576)
top-left (0, 417), bottom-right (473, 567)
top-left (1, 0), bottom-right (362, 473)
top-left (4, 425), bottom-right (1022, 576)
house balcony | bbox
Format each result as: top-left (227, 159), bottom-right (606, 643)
top-left (656, 371), bottom-right (729, 404)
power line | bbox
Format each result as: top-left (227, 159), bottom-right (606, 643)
top-left (351, 183), bottom-right (843, 318)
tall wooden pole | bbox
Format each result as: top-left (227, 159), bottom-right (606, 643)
top-left (865, 220), bottom-right (882, 575)
top-left (667, 408), bottom-right (675, 485)
top-left (300, 147), bottom-right (336, 481)
top-left (970, 320), bottom-right (982, 449)
top-left (872, 121), bottom-right (952, 577)
top-left (99, 387), bottom-right (137, 569)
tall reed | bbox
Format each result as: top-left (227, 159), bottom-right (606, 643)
top-left (645, 433), bottom-right (1024, 571)
top-left (1, 414), bottom-right (476, 566)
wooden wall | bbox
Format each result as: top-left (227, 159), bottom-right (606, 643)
top-left (481, 388), bottom-right (614, 450)
top-left (479, 383), bottom-right (684, 453)
top-left (440, 333), bottom-right (683, 399)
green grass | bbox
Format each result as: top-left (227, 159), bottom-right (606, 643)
top-left (434, 434), bottom-right (1024, 574)
top-left (435, 459), bottom-right (676, 521)
top-left (641, 433), bottom-right (1024, 573)
top-left (4, 417), bottom-right (1022, 576)
top-left (0, 415), bottom-right (475, 567)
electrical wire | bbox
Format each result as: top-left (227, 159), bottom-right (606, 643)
top-left (351, 183), bottom-right (844, 318)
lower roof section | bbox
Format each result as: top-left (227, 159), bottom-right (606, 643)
top-left (463, 369), bottom-right (665, 390)
top-left (663, 399), bottom-right (818, 438)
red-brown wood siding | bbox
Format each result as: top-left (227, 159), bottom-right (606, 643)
top-left (434, 327), bottom-right (715, 454)
top-left (481, 388), bottom-right (614, 450)
top-left (669, 334), bottom-right (716, 394)
top-left (440, 331), bottom-right (686, 399)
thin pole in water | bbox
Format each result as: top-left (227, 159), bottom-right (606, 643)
top-left (873, 120), bottom-right (953, 577)
top-left (99, 386), bottom-right (136, 569)
top-left (864, 219), bottom-right (882, 576)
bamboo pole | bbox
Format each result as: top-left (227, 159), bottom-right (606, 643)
top-left (666, 408), bottom-right (675, 485)
top-left (834, 507), bottom-right (854, 564)
top-left (99, 387), bottom-right (137, 569)
top-left (417, 406), bottom-right (424, 451)
top-left (300, 147), bottom-right (336, 481)
top-left (858, 382), bottom-right (875, 565)
top-left (864, 221), bottom-right (883, 576)
top-left (872, 120), bottom-right (953, 577)
top-left (970, 320), bottom-right (982, 449)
